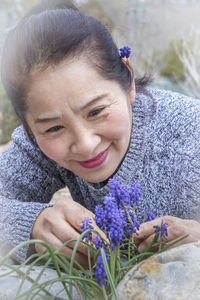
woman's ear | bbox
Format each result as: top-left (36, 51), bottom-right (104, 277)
top-left (129, 81), bottom-right (136, 105)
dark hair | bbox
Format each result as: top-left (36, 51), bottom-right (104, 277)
top-left (1, 0), bottom-right (151, 135)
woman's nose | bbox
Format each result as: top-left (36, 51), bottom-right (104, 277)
top-left (70, 127), bottom-right (101, 155)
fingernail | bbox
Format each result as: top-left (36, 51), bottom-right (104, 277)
top-left (137, 227), bottom-right (144, 236)
top-left (138, 245), bottom-right (145, 253)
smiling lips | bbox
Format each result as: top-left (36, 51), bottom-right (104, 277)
top-left (78, 147), bottom-right (110, 168)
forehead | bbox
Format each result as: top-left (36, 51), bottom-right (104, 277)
top-left (27, 59), bottom-right (124, 109)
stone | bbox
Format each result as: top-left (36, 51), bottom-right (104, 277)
top-left (1, 242), bottom-right (200, 299)
top-left (0, 264), bottom-right (81, 300)
top-left (114, 242), bottom-right (200, 300)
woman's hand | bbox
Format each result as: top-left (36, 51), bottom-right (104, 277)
top-left (32, 194), bottom-right (105, 268)
top-left (134, 216), bottom-right (200, 253)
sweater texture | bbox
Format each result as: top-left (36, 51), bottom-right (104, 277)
top-left (0, 88), bottom-right (200, 263)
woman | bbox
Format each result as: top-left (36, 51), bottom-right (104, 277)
top-left (0, 0), bottom-right (200, 266)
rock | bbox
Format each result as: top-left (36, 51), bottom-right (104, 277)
top-left (114, 242), bottom-right (200, 300)
top-left (0, 264), bottom-right (81, 300)
top-left (0, 246), bottom-right (15, 265)
top-left (1, 242), bottom-right (200, 299)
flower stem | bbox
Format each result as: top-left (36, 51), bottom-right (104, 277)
top-left (123, 204), bottom-right (134, 226)
top-left (128, 239), bottom-right (131, 261)
top-left (158, 235), bottom-right (164, 251)
top-left (102, 285), bottom-right (109, 300)
top-left (141, 206), bottom-right (150, 223)
top-left (88, 247), bottom-right (93, 278)
top-left (74, 283), bottom-right (84, 300)
top-left (145, 233), bottom-right (159, 252)
top-left (110, 248), bottom-right (117, 282)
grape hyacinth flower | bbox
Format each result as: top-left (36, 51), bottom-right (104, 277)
top-left (94, 236), bottom-right (109, 250)
top-left (94, 236), bottom-right (104, 250)
top-left (108, 176), bottom-right (130, 207)
top-left (129, 181), bottom-right (142, 207)
top-left (95, 196), bottom-right (127, 249)
top-left (106, 177), bottom-right (142, 238)
top-left (126, 209), bottom-right (140, 238)
top-left (95, 177), bottom-right (144, 248)
top-left (141, 206), bottom-right (156, 222)
top-left (95, 254), bottom-right (108, 286)
top-left (119, 46), bottom-right (131, 59)
top-left (108, 176), bottom-right (142, 208)
top-left (79, 177), bottom-right (160, 289)
top-left (81, 217), bottom-right (94, 242)
top-left (154, 219), bottom-right (168, 238)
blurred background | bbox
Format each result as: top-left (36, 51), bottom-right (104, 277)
top-left (0, 0), bottom-right (200, 147)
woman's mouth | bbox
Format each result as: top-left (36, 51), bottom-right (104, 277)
top-left (78, 146), bottom-right (110, 169)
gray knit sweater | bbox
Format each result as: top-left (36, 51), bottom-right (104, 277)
top-left (0, 88), bottom-right (200, 263)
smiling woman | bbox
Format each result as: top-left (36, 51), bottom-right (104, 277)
top-left (0, 0), bottom-right (200, 266)
top-left (26, 60), bottom-right (134, 183)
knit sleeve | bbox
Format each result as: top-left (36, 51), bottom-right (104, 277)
top-left (152, 90), bottom-right (200, 220)
top-left (177, 99), bottom-right (200, 221)
top-left (0, 126), bottom-right (67, 263)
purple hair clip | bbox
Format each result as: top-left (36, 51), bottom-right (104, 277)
top-left (119, 46), bottom-right (131, 59)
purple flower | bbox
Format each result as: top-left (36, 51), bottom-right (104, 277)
top-left (95, 196), bottom-right (126, 248)
top-left (102, 196), bottom-right (126, 248)
top-left (80, 217), bottom-right (94, 242)
top-left (154, 219), bottom-right (168, 238)
top-left (119, 46), bottom-right (131, 59)
top-left (108, 177), bottom-right (130, 207)
top-left (94, 205), bottom-right (105, 231)
top-left (95, 256), bottom-right (106, 286)
top-left (129, 182), bottom-right (142, 206)
top-left (95, 250), bottom-right (109, 286)
top-left (108, 177), bottom-right (142, 208)
top-left (95, 178), bottom-right (143, 247)
top-left (126, 210), bottom-right (140, 237)
top-left (94, 236), bottom-right (104, 250)
top-left (94, 236), bottom-right (109, 250)
top-left (141, 206), bottom-right (156, 222)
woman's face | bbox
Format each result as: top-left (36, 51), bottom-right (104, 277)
top-left (26, 60), bottom-right (135, 183)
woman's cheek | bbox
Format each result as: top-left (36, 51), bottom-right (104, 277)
top-left (37, 138), bottom-right (65, 162)
top-left (105, 114), bottom-right (131, 138)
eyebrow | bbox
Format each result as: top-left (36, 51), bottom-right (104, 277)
top-left (35, 116), bottom-right (62, 124)
top-left (79, 93), bottom-right (108, 110)
top-left (35, 93), bottom-right (108, 124)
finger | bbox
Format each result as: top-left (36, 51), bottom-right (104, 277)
top-left (160, 234), bottom-right (200, 250)
top-left (137, 221), bottom-right (175, 253)
top-left (34, 232), bottom-right (68, 254)
top-left (34, 231), bottom-right (57, 254)
top-left (51, 219), bottom-right (90, 257)
top-left (63, 199), bottom-right (93, 232)
top-left (137, 225), bottom-right (192, 253)
top-left (134, 216), bottom-right (171, 240)
top-left (64, 200), bottom-right (108, 242)
top-left (137, 234), bottom-right (155, 253)
top-left (50, 193), bottom-right (67, 204)
top-left (133, 225), bottom-right (155, 244)
top-left (35, 243), bottom-right (48, 255)
top-left (35, 233), bottom-right (89, 268)
top-left (60, 245), bottom-right (90, 269)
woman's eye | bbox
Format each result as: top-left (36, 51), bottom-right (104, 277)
top-left (46, 125), bottom-right (63, 133)
top-left (88, 107), bottom-right (105, 117)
